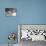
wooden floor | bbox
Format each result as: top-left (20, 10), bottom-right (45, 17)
top-left (19, 39), bottom-right (46, 46)
top-left (0, 40), bottom-right (46, 46)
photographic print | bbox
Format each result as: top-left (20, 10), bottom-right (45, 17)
top-left (5, 8), bottom-right (16, 16)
